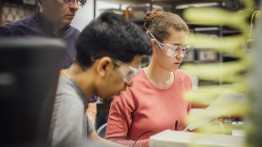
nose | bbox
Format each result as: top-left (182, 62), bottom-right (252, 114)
top-left (69, 1), bottom-right (79, 10)
top-left (175, 51), bottom-right (184, 59)
top-left (69, 4), bottom-right (78, 10)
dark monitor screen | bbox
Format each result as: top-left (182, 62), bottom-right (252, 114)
top-left (0, 38), bottom-right (65, 147)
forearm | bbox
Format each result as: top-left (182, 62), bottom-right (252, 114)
top-left (86, 102), bottom-right (97, 127)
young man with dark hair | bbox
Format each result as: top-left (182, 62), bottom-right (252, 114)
top-left (0, 0), bottom-right (85, 69)
top-left (49, 11), bottom-right (152, 147)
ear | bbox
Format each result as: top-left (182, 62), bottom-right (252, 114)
top-left (150, 39), bottom-right (158, 49)
top-left (95, 57), bottom-right (114, 77)
top-left (150, 39), bottom-right (158, 54)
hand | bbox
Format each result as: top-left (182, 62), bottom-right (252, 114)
top-left (86, 103), bottom-right (97, 127)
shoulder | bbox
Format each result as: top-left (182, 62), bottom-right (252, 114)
top-left (131, 69), bottom-right (149, 87)
top-left (111, 83), bottom-right (140, 110)
top-left (66, 25), bottom-right (80, 38)
top-left (0, 26), bottom-right (11, 36)
top-left (126, 70), bottom-right (149, 95)
top-left (55, 77), bottom-right (84, 109)
top-left (4, 15), bottom-right (34, 27)
top-left (69, 25), bottom-right (80, 33)
top-left (54, 77), bottom-right (85, 112)
top-left (175, 69), bottom-right (192, 80)
top-left (52, 78), bottom-right (85, 126)
top-left (111, 70), bottom-right (147, 104)
top-left (57, 77), bottom-right (80, 97)
top-left (175, 69), bottom-right (192, 89)
top-left (0, 15), bottom-right (40, 36)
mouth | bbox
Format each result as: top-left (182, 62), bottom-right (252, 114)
top-left (66, 15), bottom-right (75, 18)
top-left (174, 62), bottom-right (181, 64)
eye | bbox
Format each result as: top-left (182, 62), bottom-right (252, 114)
top-left (170, 44), bottom-right (178, 51)
top-left (184, 46), bottom-right (191, 53)
top-left (166, 49), bottom-right (176, 56)
top-left (78, 0), bottom-right (86, 6)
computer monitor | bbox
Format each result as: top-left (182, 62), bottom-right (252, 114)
top-left (0, 37), bottom-right (65, 147)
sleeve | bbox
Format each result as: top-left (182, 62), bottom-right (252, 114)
top-left (0, 26), bottom-right (12, 37)
top-left (105, 88), bottom-right (149, 147)
top-left (50, 93), bottom-right (87, 146)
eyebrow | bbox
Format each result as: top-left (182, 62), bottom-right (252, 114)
top-left (168, 43), bottom-right (185, 46)
top-left (150, 33), bottom-right (186, 47)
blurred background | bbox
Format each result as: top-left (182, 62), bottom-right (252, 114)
top-left (1, 0), bottom-right (262, 147)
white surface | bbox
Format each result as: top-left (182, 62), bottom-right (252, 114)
top-left (232, 130), bottom-right (245, 137)
top-left (149, 130), bottom-right (245, 147)
top-left (71, 1), bottom-right (128, 31)
top-left (186, 91), bottom-right (247, 131)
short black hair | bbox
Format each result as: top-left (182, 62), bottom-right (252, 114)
top-left (75, 11), bottom-right (152, 68)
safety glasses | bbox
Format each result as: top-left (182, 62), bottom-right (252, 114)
top-left (113, 59), bottom-right (141, 84)
top-left (60, 0), bottom-right (86, 7)
top-left (149, 32), bottom-right (191, 57)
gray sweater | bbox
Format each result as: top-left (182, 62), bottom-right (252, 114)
top-left (49, 77), bottom-right (94, 147)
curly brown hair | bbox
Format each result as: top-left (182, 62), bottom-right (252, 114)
top-left (144, 9), bottom-right (189, 42)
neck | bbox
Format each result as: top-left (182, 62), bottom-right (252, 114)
top-left (145, 62), bottom-right (174, 89)
top-left (66, 64), bottom-right (95, 97)
top-left (39, 8), bottom-right (63, 32)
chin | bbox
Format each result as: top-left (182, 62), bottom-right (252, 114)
top-left (167, 65), bottom-right (177, 71)
top-left (169, 67), bottom-right (178, 72)
top-left (173, 64), bottom-right (180, 69)
top-left (173, 68), bottom-right (178, 71)
top-left (62, 20), bottom-right (72, 26)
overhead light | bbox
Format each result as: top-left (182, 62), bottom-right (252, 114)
top-left (194, 27), bottom-right (220, 31)
top-left (23, 0), bottom-right (36, 5)
top-left (176, 2), bottom-right (220, 9)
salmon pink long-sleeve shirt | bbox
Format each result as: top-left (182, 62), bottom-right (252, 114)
top-left (106, 69), bottom-right (192, 147)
